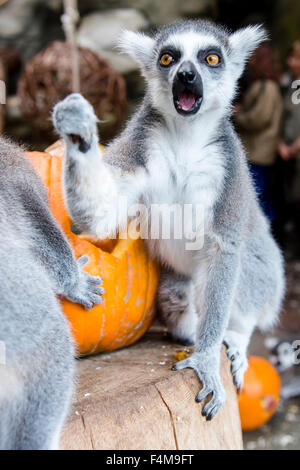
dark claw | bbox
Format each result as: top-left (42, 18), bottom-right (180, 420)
top-left (69, 134), bottom-right (91, 153)
top-left (173, 335), bottom-right (195, 346)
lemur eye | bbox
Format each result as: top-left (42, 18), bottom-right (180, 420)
top-left (160, 54), bottom-right (174, 67)
top-left (206, 54), bottom-right (220, 67)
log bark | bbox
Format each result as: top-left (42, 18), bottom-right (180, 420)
top-left (61, 327), bottom-right (243, 450)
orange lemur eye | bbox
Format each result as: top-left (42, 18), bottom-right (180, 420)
top-left (160, 54), bottom-right (174, 66)
top-left (206, 54), bottom-right (220, 66)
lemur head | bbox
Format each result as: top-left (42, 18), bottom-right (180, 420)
top-left (120, 20), bottom-right (266, 119)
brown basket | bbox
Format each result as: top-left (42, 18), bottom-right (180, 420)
top-left (18, 41), bottom-right (127, 141)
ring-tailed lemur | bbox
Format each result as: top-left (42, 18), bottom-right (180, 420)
top-left (0, 138), bottom-right (104, 449)
top-left (53, 20), bottom-right (285, 420)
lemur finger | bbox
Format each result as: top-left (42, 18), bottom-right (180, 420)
top-left (196, 387), bottom-right (212, 403)
top-left (202, 401), bottom-right (220, 421)
top-left (227, 349), bottom-right (240, 362)
top-left (202, 391), bottom-right (226, 421)
top-left (231, 358), bottom-right (247, 375)
top-left (233, 372), bottom-right (244, 391)
top-left (87, 293), bottom-right (103, 305)
top-left (87, 275), bottom-right (103, 286)
top-left (80, 300), bottom-right (94, 310)
top-left (77, 255), bottom-right (89, 268)
top-left (172, 358), bottom-right (193, 371)
top-left (91, 286), bottom-right (105, 296)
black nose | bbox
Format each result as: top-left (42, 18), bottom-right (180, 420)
top-left (177, 62), bottom-right (197, 84)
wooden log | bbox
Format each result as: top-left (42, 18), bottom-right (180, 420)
top-left (61, 327), bottom-right (243, 450)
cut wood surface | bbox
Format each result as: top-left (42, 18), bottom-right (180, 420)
top-left (61, 327), bottom-right (243, 450)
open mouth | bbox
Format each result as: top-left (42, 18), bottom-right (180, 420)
top-left (173, 88), bottom-right (203, 116)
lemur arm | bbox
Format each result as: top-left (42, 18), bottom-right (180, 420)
top-left (54, 94), bottom-right (146, 240)
top-left (18, 171), bottom-right (104, 309)
top-left (63, 140), bottom-right (120, 238)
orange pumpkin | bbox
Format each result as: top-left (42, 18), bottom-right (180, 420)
top-left (238, 356), bottom-right (281, 432)
top-left (26, 143), bottom-right (159, 355)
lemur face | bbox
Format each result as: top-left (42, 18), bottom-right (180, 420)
top-left (156, 31), bottom-right (226, 117)
top-left (120, 20), bottom-right (266, 119)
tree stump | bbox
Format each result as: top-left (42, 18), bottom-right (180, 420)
top-left (61, 327), bottom-right (243, 450)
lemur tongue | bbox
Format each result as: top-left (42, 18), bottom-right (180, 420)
top-left (178, 92), bottom-right (196, 111)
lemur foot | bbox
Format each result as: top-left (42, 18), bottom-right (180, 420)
top-left (223, 332), bottom-right (249, 390)
top-left (65, 255), bottom-right (104, 310)
top-left (53, 93), bottom-right (98, 152)
top-left (172, 351), bottom-right (226, 421)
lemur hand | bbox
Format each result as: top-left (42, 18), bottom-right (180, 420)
top-left (64, 255), bottom-right (104, 310)
top-left (172, 351), bottom-right (226, 421)
top-left (53, 93), bottom-right (99, 153)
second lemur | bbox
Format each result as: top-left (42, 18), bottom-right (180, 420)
top-left (53, 20), bottom-right (285, 420)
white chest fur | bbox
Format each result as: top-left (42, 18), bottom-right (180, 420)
top-left (144, 119), bottom-right (225, 275)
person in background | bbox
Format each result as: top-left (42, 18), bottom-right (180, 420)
top-left (279, 41), bottom-right (300, 162)
top-left (234, 44), bottom-right (282, 225)
top-left (277, 41), bottom-right (300, 258)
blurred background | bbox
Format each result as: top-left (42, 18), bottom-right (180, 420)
top-left (0, 0), bottom-right (300, 450)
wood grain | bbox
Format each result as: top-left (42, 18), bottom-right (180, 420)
top-left (61, 327), bottom-right (243, 450)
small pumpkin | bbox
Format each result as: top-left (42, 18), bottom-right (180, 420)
top-left (26, 143), bottom-right (159, 355)
top-left (238, 356), bottom-right (281, 432)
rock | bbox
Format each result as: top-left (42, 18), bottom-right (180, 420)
top-left (179, 0), bottom-right (218, 17)
top-left (0, 0), bottom-right (38, 38)
top-left (77, 0), bottom-right (217, 26)
top-left (77, 9), bottom-right (149, 74)
top-left (0, 0), bottom-right (64, 62)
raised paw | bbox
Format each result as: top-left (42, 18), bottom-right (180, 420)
top-left (52, 93), bottom-right (98, 152)
top-left (66, 255), bottom-right (105, 309)
top-left (172, 352), bottom-right (226, 421)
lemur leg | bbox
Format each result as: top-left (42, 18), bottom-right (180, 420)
top-left (173, 246), bottom-right (240, 421)
top-left (224, 234), bottom-right (285, 390)
top-left (0, 304), bottom-right (74, 450)
top-left (158, 268), bottom-right (197, 346)
top-left (223, 307), bottom-right (257, 390)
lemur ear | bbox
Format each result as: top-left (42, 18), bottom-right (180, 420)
top-left (119, 30), bottom-right (155, 67)
top-left (229, 25), bottom-right (268, 79)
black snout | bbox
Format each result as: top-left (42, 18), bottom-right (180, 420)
top-left (177, 62), bottom-right (197, 84)
top-left (172, 61), bottom-right (203, 116)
